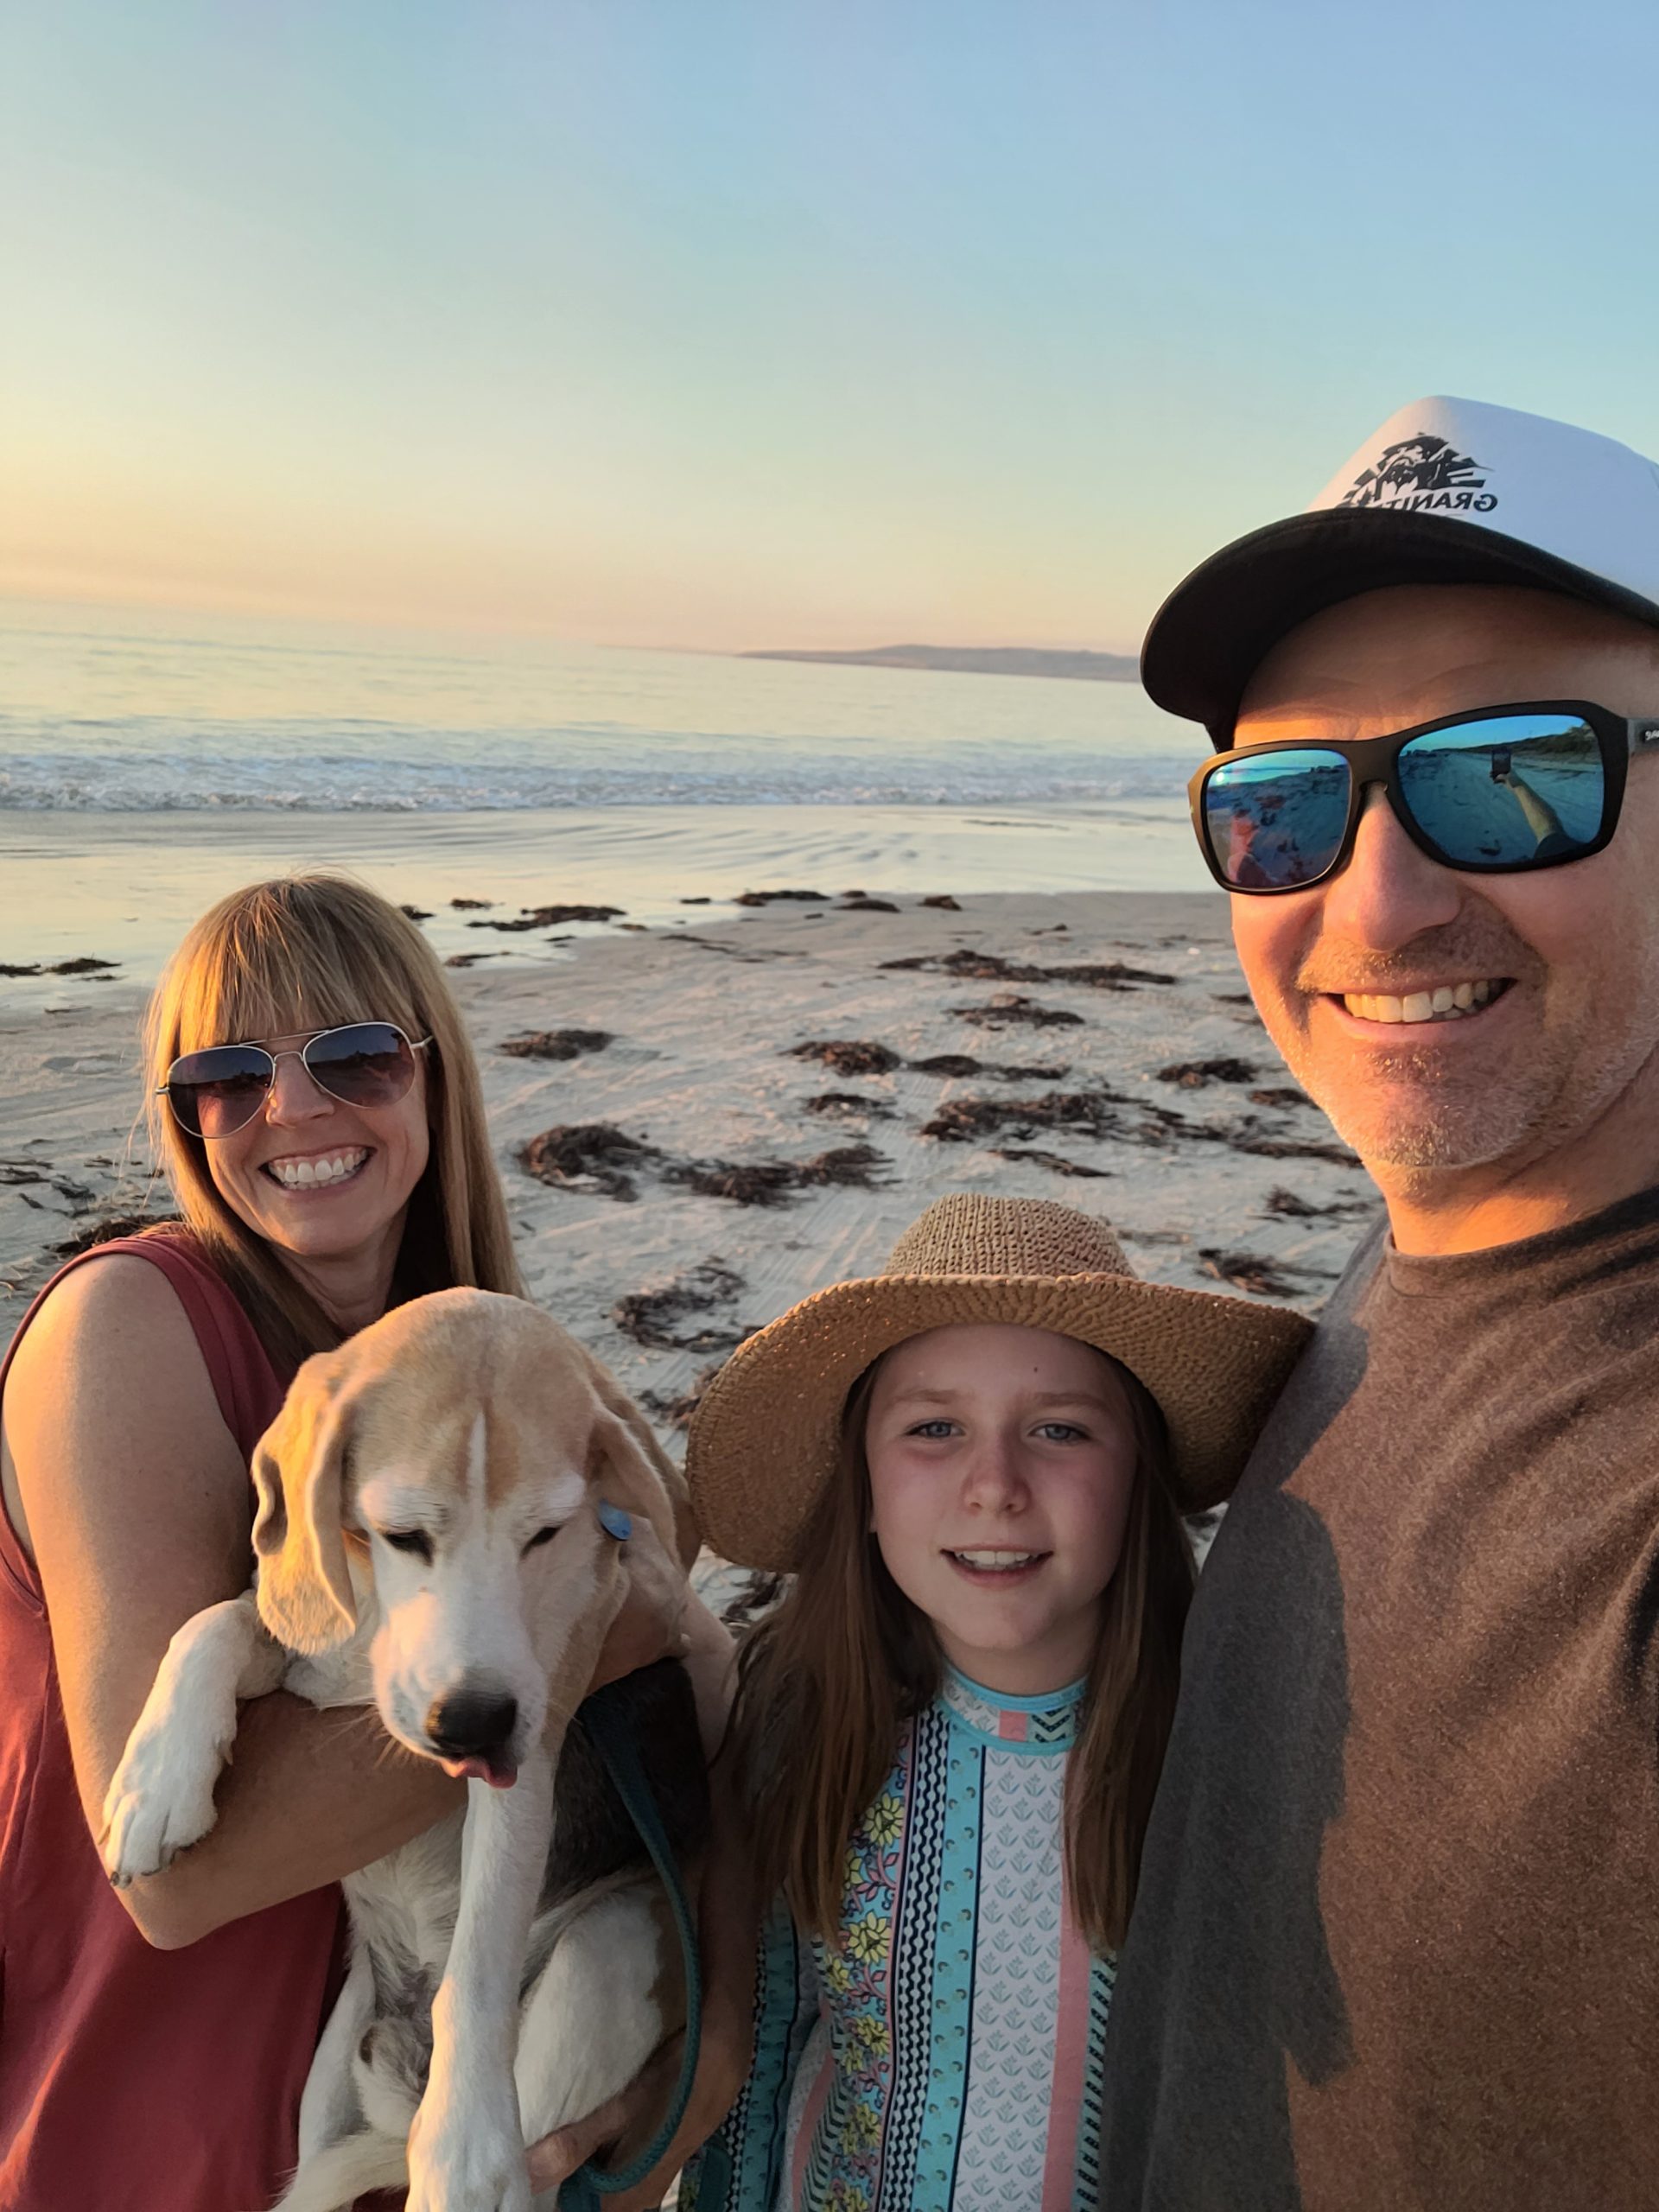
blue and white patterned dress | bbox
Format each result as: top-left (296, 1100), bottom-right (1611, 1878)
top-left (680, 1669), bottom-right (1114, 2212)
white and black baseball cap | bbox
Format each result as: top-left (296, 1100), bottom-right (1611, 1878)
top-left (1141, 396), bottom-right (1659, 740)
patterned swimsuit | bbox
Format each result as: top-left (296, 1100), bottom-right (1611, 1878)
top-left (682, 1669), bottom-right (1115, 2212)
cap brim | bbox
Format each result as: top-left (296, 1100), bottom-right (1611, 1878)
top-left (685, 1270), bottom-right (1313, 1571)
top-left (1141, 508), bottom-right (1659, 740)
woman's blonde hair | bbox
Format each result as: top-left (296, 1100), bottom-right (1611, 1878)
top-left (143, 873), bottom-right (524, 1373)
top-left (728, 1349), bottom-right (1194, 1955)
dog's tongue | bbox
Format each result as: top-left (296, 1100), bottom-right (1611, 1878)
top-left (442, 1755), bottom-right (518, 1789)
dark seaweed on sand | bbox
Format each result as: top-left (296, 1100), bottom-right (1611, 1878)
top-left (952, 994), bottom-right (1084, 1030)
top-left (907, 1054), bottom-right (1071, 1081)
top-left (639, 1357), bottom-right (731, 1431)
top-left (840, 897), bottom-right (899, 913)
top-left (398, 906), bottom-right (433, 921)
top-left (921, 1088), bottom-right (1145, 1145)
top-left (1230, 1131), bottom-right (1360, 1166)
top-left (1157, 1057), bottom-right (1260, 1088)
top-left (673, 935), bottom-right (802, 963)
top-left (787, 1039), bottom-right (902, 1077)
top-left (612, 1262), bottom-right (747, 1352)
top-left (52, 1211), bottom-right (182, 1256)
top-left (1199, 1248), bottom-right (1324, 1299)
top-left (992, 1147), bottom-right (1111, 1179)
top-left (450, 897), bottom-right (495, 909)
top-left (519, 1123), bottom-right (659, 1202)
top-left (499, 1029), bottom-right (613, 1062)
top-left (920, 894), bottom-right (962, 911)
top-left (1249, 1086), bottom-right (1312, 1109)
top-left (664, 1144), bottom-right (890, 1208)
top-left (2, 957), bottom-right (121, 977)
top-left (880, 949), bottom-right (1175, 988)
top-left (732, 888), bottom-right (829, 906)
top-left (918, 1084), bottom-right (1357, 1166)
top-left (804, 1092), bottom-right (897, 1120)
top-left (470, 905), bottom-right (625, 931)
top-left (1264, 1185), bottom-right (1375, 1220)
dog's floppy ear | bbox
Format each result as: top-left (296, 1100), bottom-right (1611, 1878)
top-left (583, 1353), bottom-right (700, 1571)
top-left (251, 1348), bottom-right (360, 1654)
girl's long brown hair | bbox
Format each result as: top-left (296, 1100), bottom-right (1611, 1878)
top-left (143, 873), bottom-right (524, 1374)
top-left (728, 1351), bottom-right (1194, 1955)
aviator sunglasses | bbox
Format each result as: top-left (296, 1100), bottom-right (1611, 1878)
top-left (1190, 700), bottom-right (1659, 895)
top-left (159, 1021), bottom-right (432, 1140)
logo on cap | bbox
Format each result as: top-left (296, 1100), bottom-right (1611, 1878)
top-left (1340, 434), bottom-right (1498, 515)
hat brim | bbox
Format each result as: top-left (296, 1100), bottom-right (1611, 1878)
top-left (685, 1270), bottom-right (1313, 1571)
top-left (1141, 508), bottom-right (1659, 740)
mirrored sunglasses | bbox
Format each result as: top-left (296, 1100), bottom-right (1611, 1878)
top-left (160, 1021), bottom-right (431, 1140)
top-left (1191, 701), bottom-right (1659, 895)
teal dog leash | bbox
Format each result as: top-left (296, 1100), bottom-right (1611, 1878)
top-left (557, 1509), bottom-right (704, 2209)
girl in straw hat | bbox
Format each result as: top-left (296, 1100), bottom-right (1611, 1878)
top-left (678, 1192), bottom-right (1309, 2212)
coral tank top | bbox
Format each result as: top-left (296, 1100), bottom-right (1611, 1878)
top-left (0, 1233), bottom-right (346, 2212)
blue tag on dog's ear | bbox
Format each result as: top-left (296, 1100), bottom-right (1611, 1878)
top-left (597, 1502), bottom-right (632, 1542)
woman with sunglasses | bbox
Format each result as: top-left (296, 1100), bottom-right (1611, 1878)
top-left (0, 873), bottom-right (671, 2210)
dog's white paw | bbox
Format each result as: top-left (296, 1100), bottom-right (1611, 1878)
top-left (407, 2092), bottom-right (531, 2212)
top-left (99, 1718), bottom-right (228, 1887)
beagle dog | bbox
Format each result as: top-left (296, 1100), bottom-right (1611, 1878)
top-left (100, 1288), bottom-right (708, 2212)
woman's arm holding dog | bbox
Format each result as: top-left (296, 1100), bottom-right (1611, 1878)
top-left (4, 1259), bottom-right (462, 1949)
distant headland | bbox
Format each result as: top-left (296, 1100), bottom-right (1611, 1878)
top-left (743, 644), bottom-right (1140, 683)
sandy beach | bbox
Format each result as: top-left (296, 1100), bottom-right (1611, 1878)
top-left (2, 891), bottom-right (1375, 1469)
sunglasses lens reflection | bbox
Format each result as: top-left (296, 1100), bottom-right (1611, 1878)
top-left (1399, 713), bottom-right (1605, 867)
top-left (165, 1047), bottom-right (274, 1138)
top-left (1202, 749), bottom-right (1352, 890)
top-left (302, 1024), bottom-right (416, 1108)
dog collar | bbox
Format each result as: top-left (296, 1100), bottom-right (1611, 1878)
top-left (596, 1502), bottom-right (632, 1542)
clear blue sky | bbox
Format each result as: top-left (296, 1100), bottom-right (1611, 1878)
top-left (3, 0), bottom-right (1656, 652)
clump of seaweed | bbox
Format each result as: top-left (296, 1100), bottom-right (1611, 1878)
top-left (612, 1262), bottom-right (747, 1351)
top-left (881, 949), bottom-right (1174, 988)
top-left (804, 1092), bottom-right (896, 1120)
top-left (519, 1124), bottom-right (659, 1202)
top-left (787, 1039), bottom-right (903, 1077)
top-left (1157, 1057), bottom-right (1260, 1088)
top-left (53, 1212), bottom-right (181, 1257)
top-left (952, 994), bottom-right (1084, 1030)
top-left (991, 1147), bottom-right (1111, 1179)
top-left (664, 1144), bottom-right (890, 1208)
top-left (499, 1029), bottom-right (613, 1062)
top-left (1198, 1249), bottom-right (1322, 1299)
top-left (471, 905), bottom-right (624, 931)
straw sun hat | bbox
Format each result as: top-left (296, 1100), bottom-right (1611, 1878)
top-left (686, 1193), bottom-right (1314, 1572)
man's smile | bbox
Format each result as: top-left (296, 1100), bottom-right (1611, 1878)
top-left (1328, 977), bottom-right (1516, 1028)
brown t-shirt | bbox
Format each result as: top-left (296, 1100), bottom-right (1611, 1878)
top-left (1101, 1189), bottom-right (1659, 2210)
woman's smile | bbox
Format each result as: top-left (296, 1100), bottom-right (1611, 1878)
top-left (259, 1144), bottom-right (372, 1192)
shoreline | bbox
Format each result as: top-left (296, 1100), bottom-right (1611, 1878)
top-left (0, 802), bottom-right (1205, 989)
top-left (2, 892), bottom-right (1374, 1446)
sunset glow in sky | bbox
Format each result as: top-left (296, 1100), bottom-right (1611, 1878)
top-left (5, 1), bottom-right (1658, 653)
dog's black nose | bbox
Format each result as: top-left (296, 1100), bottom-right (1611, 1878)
top-left (426, 1688), bottom-right (518, 1758)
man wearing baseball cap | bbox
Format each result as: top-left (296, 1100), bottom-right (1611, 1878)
top-left (1099, 397), bottom-right (1659, 2208)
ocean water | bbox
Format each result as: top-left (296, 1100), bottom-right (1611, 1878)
top-left (0, 599), bottom-right (1200, 814)
top-left (0, 599), bottom-right (1217, 985)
